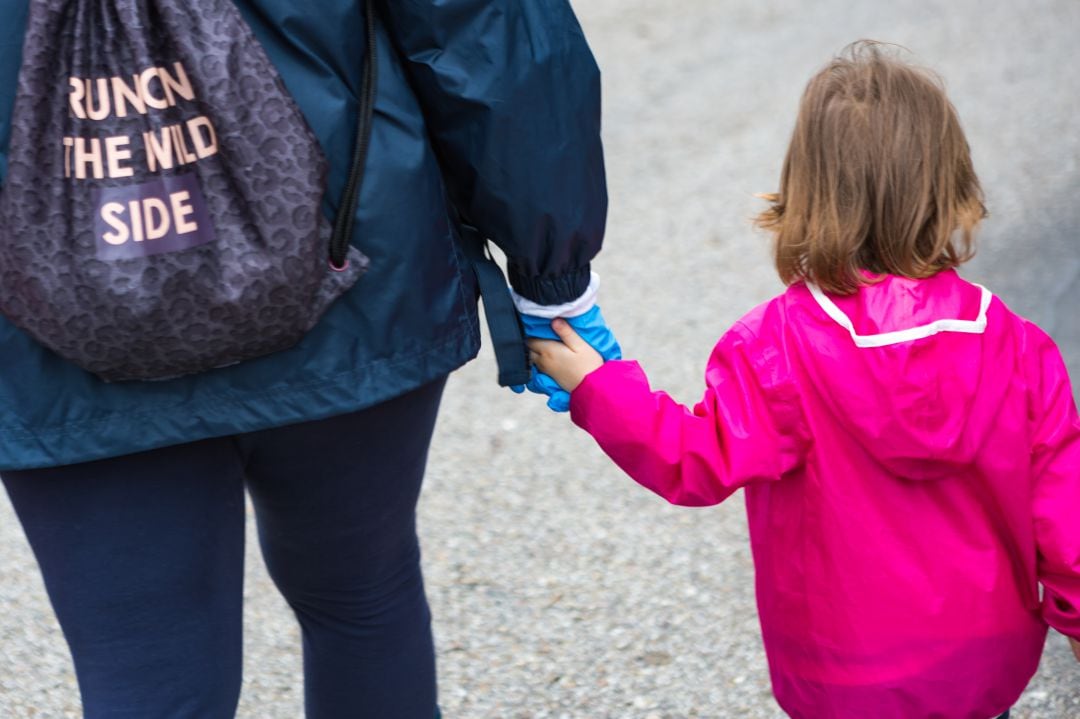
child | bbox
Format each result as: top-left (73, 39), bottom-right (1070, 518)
top-left (527, 41), bottom-right (1080, 719)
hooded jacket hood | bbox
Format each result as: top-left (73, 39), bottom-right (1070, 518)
top-left (793, 269), bottom-right (1013, 479)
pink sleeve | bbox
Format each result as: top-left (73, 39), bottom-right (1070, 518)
top-left (569, 324), bottom-right (808, 506)
top-left (1029, 329), bottom-right (1080, 640)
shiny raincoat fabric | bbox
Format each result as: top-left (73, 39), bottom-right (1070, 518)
top-left (570, 269), bottom-right (1080, 719)
top-left (0, 0), bottom-right (606, 469)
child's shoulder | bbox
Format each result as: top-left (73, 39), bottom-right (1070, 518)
top-left (955, 275), bottom-right (1063, 355)
top-left (728, 283), bottom-right (812, 340)
top-left (706, 288), bottom-right (808, 395)
top-left (709, 286), bottom-right (811, 372)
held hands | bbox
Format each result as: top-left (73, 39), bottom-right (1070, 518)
top-left (512, 304), bottom-right (620, 411)
top-left (527, 319), bottom-right (604, 394)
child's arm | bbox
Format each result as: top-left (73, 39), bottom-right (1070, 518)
top-left (1028, 328), bottom-right (1080, 650)
top-left (528, 319), bottom-right (807, 506)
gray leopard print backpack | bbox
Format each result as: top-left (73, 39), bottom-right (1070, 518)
top-left (0, 0), bottom-right (377, 381)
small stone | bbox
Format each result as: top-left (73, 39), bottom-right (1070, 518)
top-left (641, 650), bottom-right (673, 666)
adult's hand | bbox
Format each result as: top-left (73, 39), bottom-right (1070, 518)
top-left (511, 304), bottom-right (620, 411)
top-left (527, 319), bottom-right (604, 394)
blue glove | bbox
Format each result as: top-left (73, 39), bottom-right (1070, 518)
top-left (510, 304), bottom-right (621, 411)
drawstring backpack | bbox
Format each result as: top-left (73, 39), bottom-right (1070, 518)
top-left (0, 0), bottom-right (377, 381)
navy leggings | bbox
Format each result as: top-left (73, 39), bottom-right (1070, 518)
top-left (2, 377), bottom-right (446, 719)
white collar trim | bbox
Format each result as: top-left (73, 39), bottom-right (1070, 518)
top-left (806, 281), bottom-right (992, 348)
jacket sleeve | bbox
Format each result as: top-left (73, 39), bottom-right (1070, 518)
top-left (1029, 328), bottom-right (1080, 640)
top-left (376, 0), bottom-right (606, 304)
top-left (569, 324), bottom-right (809, 506)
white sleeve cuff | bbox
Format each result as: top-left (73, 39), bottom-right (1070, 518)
top-left (510, 271), bottom-right (599, 318)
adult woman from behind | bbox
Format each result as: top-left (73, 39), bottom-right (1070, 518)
top-left (0, 0), bottom-right (609, 716)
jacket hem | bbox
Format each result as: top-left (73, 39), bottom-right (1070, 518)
top-left (0, 325), bottom-right (480, 471)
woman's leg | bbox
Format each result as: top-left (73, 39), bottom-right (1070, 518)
top-left (1, 439), bottom-right (247, 719)
top-left (239, 377), bottom-right (447, 719)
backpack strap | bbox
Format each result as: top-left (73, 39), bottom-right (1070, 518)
top-left (329, 0), bottom-right (378, 269)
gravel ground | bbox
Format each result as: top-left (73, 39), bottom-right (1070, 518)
top-left (2, 0), bottom-right (1079, 717)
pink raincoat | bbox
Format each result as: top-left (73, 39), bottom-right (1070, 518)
top-left (570, 269), bottom-right (1080, 719)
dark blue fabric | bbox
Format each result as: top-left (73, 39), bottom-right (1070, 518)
top-left (457, 225), bottom-right (531, 387)
top-left (0, 0), bottom-right (605, 469)
top-left (1, 377), bottom-right (446, 718)
top-left (0, 0), bottom-right (25, 182)
top-left (377, 0), bottom-right (607, 304)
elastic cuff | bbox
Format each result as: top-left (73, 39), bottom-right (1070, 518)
top-left (508, 264), bottom-right (592, 305)
top-left (511, 272), bottom-right (599, 318)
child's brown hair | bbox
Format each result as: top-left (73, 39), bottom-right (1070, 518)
top-left (756, 41), bottom-right (986, 295)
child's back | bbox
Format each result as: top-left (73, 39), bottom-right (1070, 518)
top-left (528, 41), bottom-right (1080, 719)
top-left (687, 268), bottom-right (1072, 717)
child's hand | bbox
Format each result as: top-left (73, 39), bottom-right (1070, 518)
top-left (1071, 636), bottom-right (1080, 663)
top-left (526, 318), bottom-right (605, 394)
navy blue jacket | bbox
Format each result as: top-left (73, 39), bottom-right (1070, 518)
top-left (0, 0), bottom-right (606, 469)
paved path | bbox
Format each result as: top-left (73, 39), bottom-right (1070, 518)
top-left (2, 0), bottom-right (1079, 716)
